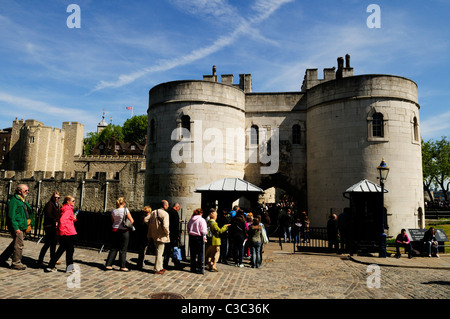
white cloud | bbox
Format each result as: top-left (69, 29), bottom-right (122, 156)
top-left (0, 91), bottom-right (93, 127)
top-left (420, 111), bottom-right (450, 140)
top-left (93, 0), bottom-right (293, 91)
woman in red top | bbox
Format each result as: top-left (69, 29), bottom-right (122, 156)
top-left (45, 196), bottom-right (77, 272)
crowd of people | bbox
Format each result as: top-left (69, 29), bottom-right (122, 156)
top-left (1, 184), bottom-right (442, 274)
top-left (0, 184), bottom-right (272, 274)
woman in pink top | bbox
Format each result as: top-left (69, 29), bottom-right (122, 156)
top-left (187, 208), bottom-right (207, 274)
top-left (45, 196), bottom-right (77, 272)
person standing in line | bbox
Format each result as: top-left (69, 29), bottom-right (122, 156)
top-left (45, 196), bottom-right (77, 273)
top-left (37, 191), bottom-right (61, 267)
top-left (217, 209), bottom-right (231, 264)
top-left (163, 202), bottom-right (182, 270)
top-left (248, 217), bottom-right (264, 268)
top-left (136, 206), bottom-right (152, 270)
top-left (105, 197), bottom-right (134, 271)
top-left (205, 209), bottom-right (230, 272)
top-left (187, 208), bottom-right (207, 274)
top-left (0, 184), bottom-right (34, 270)
top-left (229, 213), bottom-right (247, 268)
top-left (146, 200), bottom-right (170, 274)
top-left (327, 213), bottom-right (339, 253)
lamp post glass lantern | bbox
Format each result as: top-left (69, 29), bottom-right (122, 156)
top-left (377, 158), bottom-right (389, 258)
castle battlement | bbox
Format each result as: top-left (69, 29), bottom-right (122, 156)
top-left (75, 155), bottom-right (145, 161)
top-left (301, 54), bottom-right (354, 91)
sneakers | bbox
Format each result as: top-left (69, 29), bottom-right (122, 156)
top-left (44, 267), bottom-right (57, 272)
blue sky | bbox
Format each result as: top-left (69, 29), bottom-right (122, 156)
top-left (0, 0), bottom-right (449, 141)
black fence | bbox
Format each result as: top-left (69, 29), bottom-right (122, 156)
top-left (425, 210), bottom-right (450, 219)
top-left (2, 198), bottom-right (447, 255)
top-left (0, 200), bottom-right (188, 254)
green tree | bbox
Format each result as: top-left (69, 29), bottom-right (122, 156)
top-left (83, 124), bottom-right (124, 155)
top-left (422, 139), bottom-right (437, 201)
top-left (122, 114), bottom-right (148, 145)
top-left (422, 136), bottom-right (450, 203)
top-left (433, 137), bottom-right (450, 202)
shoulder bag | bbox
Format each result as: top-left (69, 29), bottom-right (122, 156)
top-left (122, 208), bottom-right (134, 230)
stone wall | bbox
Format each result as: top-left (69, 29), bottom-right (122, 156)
top-left (0, 159), bottom-right (146, 211)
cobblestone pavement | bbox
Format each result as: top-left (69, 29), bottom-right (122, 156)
top-left (0, 234), bottom-right (448, 301)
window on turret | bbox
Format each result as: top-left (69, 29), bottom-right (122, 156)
top-left (372, 113), bottom-right (384, 137)
top-left (292, 124), bottom-right (301, 145)
top-left (413, 117), bottom-right (419, 142)
top-left (150, 119), bottom-right (155, 142)
top-left (181, 115), bottom-right (191, 139)
top-left (250, 125), bottom-right (259, 145)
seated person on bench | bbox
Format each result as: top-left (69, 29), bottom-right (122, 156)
top-left (423, 227), bottom-right (440, 258)
top-left (395, 229), bottom-right (412, 259)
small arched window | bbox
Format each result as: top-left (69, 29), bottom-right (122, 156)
top-left (149, 119), bottom-right (155, 142)
top-left (292, 124), bottom-right (301, 145)
top-left (372, 112), bottom-right (384, 137)
top-left (413, 116), bottom-right (419, 142)
top-left (181, 115), bottom-right (191, 139)
top-left (181, 115), bottom-right (191, 132)
top-left (250, 125), bottom-right (259, 145)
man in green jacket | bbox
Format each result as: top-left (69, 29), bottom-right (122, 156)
top-left (0, 184), bottom-right (35, 270)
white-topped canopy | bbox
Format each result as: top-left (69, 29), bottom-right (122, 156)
top-left (196, 177), bottom-right (264, 193)
top-left (344, 179), bottom-right (388, 193)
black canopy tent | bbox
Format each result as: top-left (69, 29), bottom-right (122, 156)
top-left (343, 179), bottom-right (388, 245)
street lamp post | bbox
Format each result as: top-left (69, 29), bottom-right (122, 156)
top-left (377, 158), bottom-right (390, 258)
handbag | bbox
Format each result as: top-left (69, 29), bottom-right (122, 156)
top-left (172, 246), bottom-right (182, 261)
top-left (122, 208), bottom-right (134, 230)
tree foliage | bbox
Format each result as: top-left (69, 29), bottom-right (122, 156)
top-left (422, 136), bottom-right (450, 202)
top-left (83, 124), bottom-right (124, 155)
top-left (122, 114), bottom-right (148, 145)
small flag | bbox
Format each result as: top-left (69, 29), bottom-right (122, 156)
top-left (126, 106), bottom-right (133, 110)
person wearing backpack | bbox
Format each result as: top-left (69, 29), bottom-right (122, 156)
top-left (0, 184), bottom-right (34, 270)
top-left (205, 209), bottom-right (230, 272)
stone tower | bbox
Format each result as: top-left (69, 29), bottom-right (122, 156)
top-left (145, 57), bottom-right (424, 236)
top-left (306, 65), bottom-right (423, 234)
top-left (145, 72), bottom-right (247, 215)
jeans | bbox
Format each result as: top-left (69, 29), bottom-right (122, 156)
top-left (232, 236), bottom-right (245, 265)
top-left (48, 235), bottom-right (75, 269)
top-left (250, 241), bottom-right (262, 268)
top-left (395, 242), bottom-right (412, 257)
top-left (283, 226), bottom-right (292, 242)
top-left (426, 241), bottom-right (439, 256)
top-left (189, 235), bottom-right (204, 274)
top-left (38, 227), bottom-right (58, 264)
top-left (105, 230), bottom-right (130, 268)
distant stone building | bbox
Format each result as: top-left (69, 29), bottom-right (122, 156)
top-left (0, 118), bottom-right (146, 211)
top-left (145, 56), bottom-right (424, 236)
top-left (0, 127), bottom-right (12, 168)
top-left (2, 119), bottom-right (84, 174)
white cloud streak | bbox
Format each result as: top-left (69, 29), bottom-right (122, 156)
top-left (93, 0), bottom-right (293, 91)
